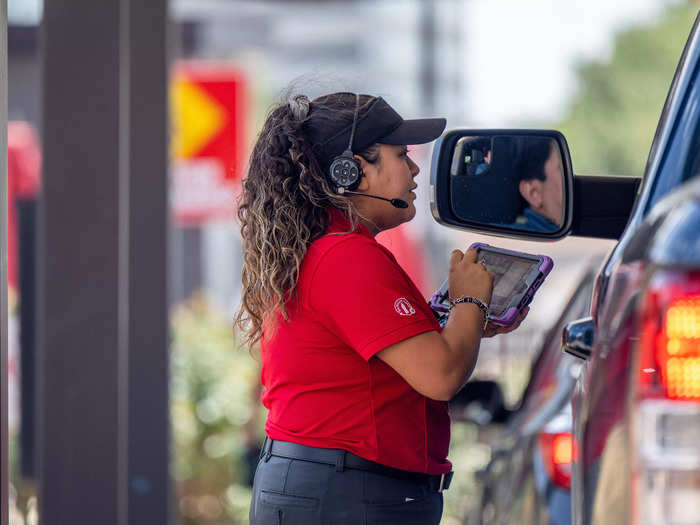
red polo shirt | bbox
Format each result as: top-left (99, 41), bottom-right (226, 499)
top-left (260, 210), bottom-right (451, 475)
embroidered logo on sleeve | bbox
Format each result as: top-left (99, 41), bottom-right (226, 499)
top-left (394, 298), bottom-right (416, 316)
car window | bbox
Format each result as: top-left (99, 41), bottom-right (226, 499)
top-left (645, 65), bottom-right (700, 212)
top-left (643, 21), bottom-right (700, 213)
top-left (683, 126), bottom-right (700, 182)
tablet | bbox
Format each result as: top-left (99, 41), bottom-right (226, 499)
top-left (429, 243), bottom-right (553, 326)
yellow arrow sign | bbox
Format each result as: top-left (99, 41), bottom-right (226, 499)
top-left (171, 76), bottom-right (227, 159)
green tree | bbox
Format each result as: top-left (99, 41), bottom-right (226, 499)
top-left (557, 5), bottom-right (698, 176)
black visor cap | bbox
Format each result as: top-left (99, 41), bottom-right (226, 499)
top-left (379, 117), bottom-right (448, 147)
top-left (308, 94), bottom-right (446, 169)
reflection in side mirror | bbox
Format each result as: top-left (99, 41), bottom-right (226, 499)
top-left (449, 380), bottom-right (510, 425)
top-left (431, 130), bottom-right (573, 239)
top-left (451, 135), bottom-right (563, 231)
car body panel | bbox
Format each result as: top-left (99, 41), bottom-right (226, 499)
top-left (572, 14), bottom-right (700, 525)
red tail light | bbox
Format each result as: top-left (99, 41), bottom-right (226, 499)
top-left (538, 432), bottom-right (572, 490)
top-left (640, 272), bottom-right (700, 400)
top-left (660, 295), bottom-right (700, 399)
top-left (633, 270), bottom-right (700, 525)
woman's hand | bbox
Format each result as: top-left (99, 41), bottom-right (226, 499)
top-left (482, 307), bottom-right (530, 338)
top-left (449, 248), bottom-right (494, 305)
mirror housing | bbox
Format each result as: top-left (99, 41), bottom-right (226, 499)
top-left (449, 380), bottom-right (511, 425)
top-left (430, 129), bottom-right (574, 240)
top-left (430, 129), bottom-right (642, 240)
top-left (562, 316), bottom-right (595, 360)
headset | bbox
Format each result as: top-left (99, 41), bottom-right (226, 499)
top-left (328, 94), bottom-right (408, 209)
top-left (328, 93), bottom-right (363, 191)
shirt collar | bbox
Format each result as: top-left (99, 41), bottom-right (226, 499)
top-left (523, 207), bottom-right (558, 231)
top-left (326, 207), bottom-right (374, 239)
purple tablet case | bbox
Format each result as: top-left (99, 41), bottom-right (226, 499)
top-left (428, 243), bottom-right (553, 326)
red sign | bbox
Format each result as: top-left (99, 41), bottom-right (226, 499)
top-left (170, 62), bottom-right (248, 224)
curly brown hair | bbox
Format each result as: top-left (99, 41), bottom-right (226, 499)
top-left (234, 92), bottom-right (380, 349)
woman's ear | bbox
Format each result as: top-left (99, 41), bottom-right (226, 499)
top-left (354, 155), bottom-right (371, 191)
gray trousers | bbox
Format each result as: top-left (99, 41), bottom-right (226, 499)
top-left (249, 454), bottom-right (444, 524)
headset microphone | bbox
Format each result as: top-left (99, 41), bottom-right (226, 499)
top-left (336, 188), bottom-right (409, 209)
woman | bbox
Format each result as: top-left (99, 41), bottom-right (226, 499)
top-left (236, 92), bottom-right (527, 524)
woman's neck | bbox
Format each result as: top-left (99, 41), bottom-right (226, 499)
top-left (359, 217), bottom-right (380, 236)
top-left (351, 199), bottom-right (382, 236)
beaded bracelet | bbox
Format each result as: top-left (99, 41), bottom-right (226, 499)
top-left (449, 296), bottom-right (489, 330)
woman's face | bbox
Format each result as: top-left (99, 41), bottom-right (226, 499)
top-left (354, 144), bottom-right (420, 234)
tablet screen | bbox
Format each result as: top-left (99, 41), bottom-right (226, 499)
top-left (478, 251), bottom-right (539, 316)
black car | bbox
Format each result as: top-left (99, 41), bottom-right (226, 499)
top-left (455, 263), bottom-right (597, 525)
top-left (432, 13), bottom-right (700, 525)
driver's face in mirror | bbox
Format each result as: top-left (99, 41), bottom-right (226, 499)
top-left (448, 134), bottom-right (565, 233)
top-left (516, 139), bottom-right (563, 228)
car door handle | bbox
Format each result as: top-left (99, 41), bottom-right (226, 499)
top-left (562, 316), bottom-right (595, 360)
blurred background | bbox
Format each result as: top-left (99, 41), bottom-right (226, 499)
top-left (5, 0), bottom-right (698, 523)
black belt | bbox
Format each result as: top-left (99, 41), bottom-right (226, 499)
top-left (260, 438), bottom-right (453, 492)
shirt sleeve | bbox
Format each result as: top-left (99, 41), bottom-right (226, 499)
top-left (309, 236), bottom-right (438, 361)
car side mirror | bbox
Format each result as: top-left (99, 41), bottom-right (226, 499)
top-left (562, 316), bottom-right (595, 360)
top-left (430, 129), bottom-right (641, 240)
top-left (430, 129), bottom-right (574, 239)
top-left (449, 380), bottom-right (510, 425)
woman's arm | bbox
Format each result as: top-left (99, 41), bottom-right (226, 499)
top-left (376, 248), bottom-right (496, 401)
top-left (376, 302), bottom-right (485, 401)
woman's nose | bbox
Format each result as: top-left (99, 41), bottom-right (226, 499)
top-left (409, 157), bottom-right (419, 176)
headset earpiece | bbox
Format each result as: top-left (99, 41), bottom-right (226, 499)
top-left (329, 150), bottom-right (362, 190)
top-left (329, 93), bottom-right (363, 191)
